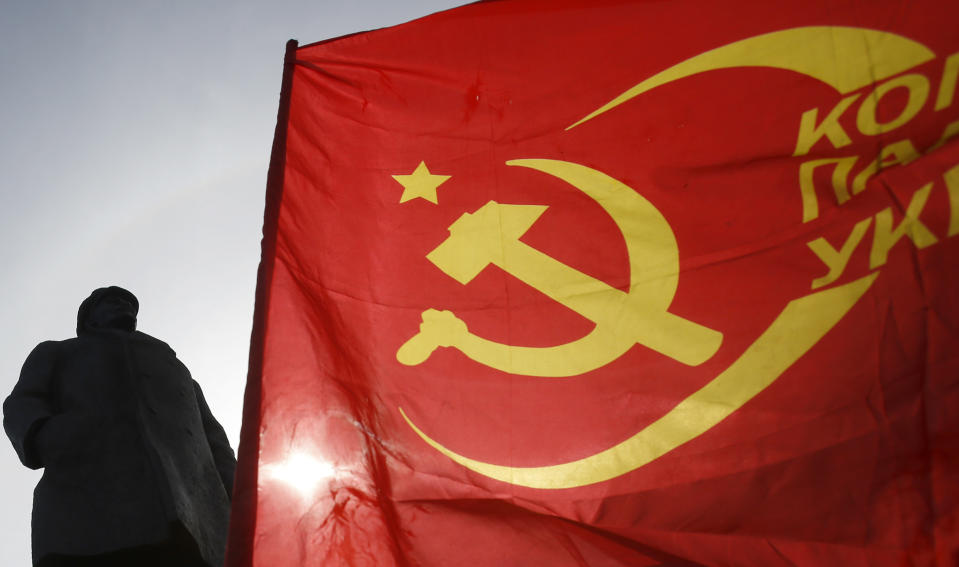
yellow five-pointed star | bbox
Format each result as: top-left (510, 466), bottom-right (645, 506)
top-left (392, 161), bottom-right (451, 204)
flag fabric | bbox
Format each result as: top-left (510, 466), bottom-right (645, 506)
top-left (228, 1), bottom-right (959, 565)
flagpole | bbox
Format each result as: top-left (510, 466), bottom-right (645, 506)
top-left (225, 38), bottom-right (298, 567)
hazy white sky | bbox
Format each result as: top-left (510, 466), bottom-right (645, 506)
top-left (0, 1), bottom-right (464, 563)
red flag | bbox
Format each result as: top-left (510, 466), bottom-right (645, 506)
top-left (228, 1), bottom-right (959, 565)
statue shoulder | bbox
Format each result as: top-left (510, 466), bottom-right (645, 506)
top-left (19, 338), bottom-right (79, 374)
top-left (28, 338), bottom-right (78, 358)
top-left (131, 331), bottom-right (176, 355)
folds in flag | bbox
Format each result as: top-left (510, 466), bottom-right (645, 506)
top-left (228, 1), bottom-right (959, 565)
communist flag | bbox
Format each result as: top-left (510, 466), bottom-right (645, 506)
top-left (227, 1), bottom-right (959, 565)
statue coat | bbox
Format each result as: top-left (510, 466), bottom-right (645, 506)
top-left (3, 329), bottom-right (235, 567)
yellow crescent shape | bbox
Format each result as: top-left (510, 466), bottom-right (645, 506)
top-left (401, 272), bottom-right (877, 489)
top-left (568, 26), bottom-right (935, 130)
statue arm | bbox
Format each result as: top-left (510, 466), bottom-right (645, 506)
top-left (3, 341), bottom-right (60, 469)
top-left (192, 380), bottom-right (237, 499)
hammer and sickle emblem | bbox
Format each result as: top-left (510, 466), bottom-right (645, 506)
top-left (397, 158), bottom-right (723, 376)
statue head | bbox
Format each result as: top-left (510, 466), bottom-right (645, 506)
top-left (77, 286), bottom-right (139, 334)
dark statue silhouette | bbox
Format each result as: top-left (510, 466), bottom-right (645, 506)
top-left (4, 287), bottom-right (236, 567)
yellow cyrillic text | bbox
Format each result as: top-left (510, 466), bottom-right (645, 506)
top-left (856, 74), bottom-right (930, 136)
top-left (945, 163), bottom-right (959, 237)
top-left (870, 182), bottom-right (938, 268)
top-left (851, 138), bottom-right (921, 195)
top-left (798, 157), bottom-right (858, 222)
top-left (793, 94), bottom-right (860, 156)
top-left (807, 218), bottom-right (872, 289)
top-left (935, 51), bottom-right (959, 111)
top-left (806, 164), bottom-right (957, 288)
top-left (928, 119), bottom-right (959, 153)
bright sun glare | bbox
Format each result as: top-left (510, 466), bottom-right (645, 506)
top-left (263, 452), bottom-right (337, 500)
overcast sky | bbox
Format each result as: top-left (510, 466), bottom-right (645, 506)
top-left (0, 1), bottom-right (465, 563)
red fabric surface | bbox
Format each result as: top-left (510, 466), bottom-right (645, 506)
top-left (228, 1), bottom-right (959, 565)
